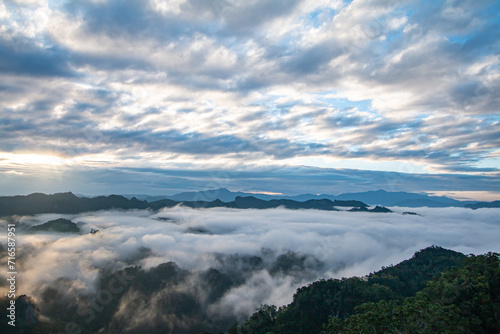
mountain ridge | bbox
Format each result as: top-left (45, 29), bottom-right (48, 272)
top-left (0, 192), bottom-right (381, 216)
top-left (465, 200), bottom-right (500, 209)
top-left (124, 188), bottom-right (483, 207)
top-left (2, 189), bottom-right (497, 217)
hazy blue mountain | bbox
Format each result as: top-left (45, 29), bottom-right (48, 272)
top-left (122, 189), bottom-right (339, 203)
top-left (391, 198), bottom-right (455, 207)
top-left (167, 188), bottom-right (251, 202)
top-left (262, 189), bottom-right (478, 207)
top-left (133, 188), bottom-right (479, 207)
top-left (334, 189), bottom-right (472, 207)
top-left (465, 200), bottom-right (500, 209)
top-left (284, 193), bottom-right (337, 202)
top-left (123, 188), bottom-right (261, 202)
top-left (120, 194), bottom-right (172, 202)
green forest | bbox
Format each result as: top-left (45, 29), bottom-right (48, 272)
top-left (231, 246), bottom-right (499, 334)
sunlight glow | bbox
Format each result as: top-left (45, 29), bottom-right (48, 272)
top-left (0, 152), bottom-right (116, 168)
top-left (0, 152), bottom-right (68, 166)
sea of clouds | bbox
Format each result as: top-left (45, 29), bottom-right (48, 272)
top-left (1, 206), bottom-right (499, 330)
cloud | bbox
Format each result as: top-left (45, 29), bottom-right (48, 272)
top-left (0, 37), bottom-right (75, 77)
top-left (64, 0), bottom-right (185, 41)
top-left (0, 0), bottom-right (499, 193)
top-left (1, 206), bottom-right (499, 332)
top-left (221, 0), bottom-right (302, 35)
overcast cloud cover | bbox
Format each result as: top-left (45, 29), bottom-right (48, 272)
top-left (1, 207), bottom-right (499, 330)
top-left (0, 0), bottom-right (499, 198)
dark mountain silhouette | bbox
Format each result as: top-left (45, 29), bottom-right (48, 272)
top-left (154, 196), bottom-right (371, 211)
top-left (402, 211), bottom-right (419, 215)
top-left (370, 205), bottom-right (393, 213)
top-left (349, 205), bottom-right (392, 213)
top-left (230, 196), bottom-right (274, 209)
top-left (465, 200), bottom-right (500, 209)
top-left (222, 197), bottom-right (367, 210)
top-left (349, 206), bottom-right (369, 212)
top-left (0, 192), bottom-right (378, 216)
top-left (332, 199), bottom-right (368, 207)
top-left (147, 198), bottom-right (179, 210)
top-left (0, 192), bottom-right (148, 216)
top-left (29, 218), bottom-right (80, 233)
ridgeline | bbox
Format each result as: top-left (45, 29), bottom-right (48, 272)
top-left (0, 192), bottom-right (386, 217)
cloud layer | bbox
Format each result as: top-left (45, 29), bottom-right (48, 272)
top-left (1, 206), bottom-right (499, 331)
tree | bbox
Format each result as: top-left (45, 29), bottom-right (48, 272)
top-left (325, 252), bottom-right (500, 334)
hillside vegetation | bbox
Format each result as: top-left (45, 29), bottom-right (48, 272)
top-left (232, 246), bottom-right (499, 334)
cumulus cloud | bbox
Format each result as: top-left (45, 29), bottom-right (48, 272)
top-left (1, 206), bottom-right (499, 332)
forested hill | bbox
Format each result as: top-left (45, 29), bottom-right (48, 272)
top-left (232, 246), bottom-right (500, 334)
top-left (0, 192), bottom-right (150, 216)
top-left (0, 192), bottom-right (380, 216)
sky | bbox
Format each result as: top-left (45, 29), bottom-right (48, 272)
top-left (2, 206), bottom-right (499, 330)
top-left (0, 0), bottom-right (499, 199)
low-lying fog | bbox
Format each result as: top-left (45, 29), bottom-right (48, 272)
top-left (1, 206), bottom-right (499, 331)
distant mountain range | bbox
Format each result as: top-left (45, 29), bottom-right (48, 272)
top-left (124, 188), bottom-right (488, 208)
top-left (0, 192), bottom-right (150, 216)
top-left (465, 200), bottom-right (500, 209)
top-left (1, 189), bottom-right (497, 217)
top-left (0, 192), bottom-right (386, 217)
